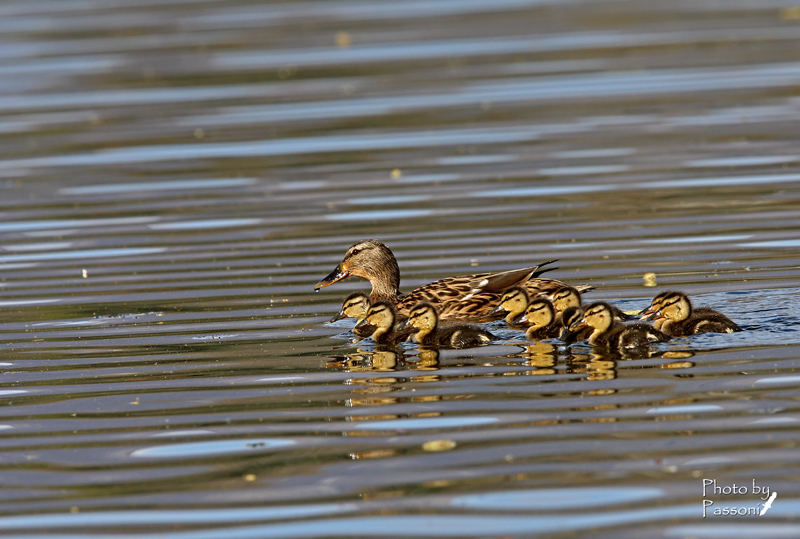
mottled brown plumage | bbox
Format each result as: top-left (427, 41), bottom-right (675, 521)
top-left (315, 239), bottom-right (589, 321)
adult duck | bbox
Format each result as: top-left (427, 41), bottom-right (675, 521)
top-left (315, 239), bottom-right (587, 321)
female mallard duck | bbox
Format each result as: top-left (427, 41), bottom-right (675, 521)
top-left (521, 297), bottom-right (561, 340)
top-left (329, 292), bottom-right (373, 336)
top-left (315, 239), bottom-right (589, 321)
top-left (488, 286), bottom-right (532, 328)
top-left (649, 291), bottom-right (741, 336)
top-left (402, 302), bottom-right (495, 348)
top-left (572, 302), bottom-right (670, 349)
top-left (354, 301), bottom-right (413, 345)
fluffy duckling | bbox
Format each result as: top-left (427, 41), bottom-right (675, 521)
top-left (403, 302), bottom-right (495, 348)
top-left (330, 292), bottom-right (373, 336)
top-left (315, 239), bottom-right (591, 321)
top-left (488, 286), bottom-right (532, 327)
top-left (558, 306), bottom-right (592, 344)
top-left (521, 297), bottom-right (561, 340)
top-left (638, 290), bottom-right (676, 331)
top-left (549, 285), bottom-right (632, 324)
top-left (651, 291), bottom-right (741, 336)
top-left (574, 302), bottom-right (670, 349)
top-left (355, 301), bottom-right (413, 345)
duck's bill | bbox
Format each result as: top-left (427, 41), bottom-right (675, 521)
top-left (314, 265), bottom-right (350, 291)
top-left (329, 310), bottom-right (347, 323)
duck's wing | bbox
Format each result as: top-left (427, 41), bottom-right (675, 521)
top-left (461, 260), bottom-right (558, 299)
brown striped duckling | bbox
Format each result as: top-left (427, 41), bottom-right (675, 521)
top-left (573, 302), bottom-right (670, 349)
top-left (548, 285), bottom-right (632, 324)
top-left (355, 301), bottom-right (414, 345)
top-left (649, 291), bottom-right (741, 336)
top-left (521, 297), bottom-right (561, 340)
top-left (315, 239), bottom-right (591, 321)
top-left (488, 286), bottom-right (532, 328)
top-left (558, 306), bottom-right (592, 344)
top-left (330, 292), bottom-right (373, 336)
top-left (402, 302), bottom-right (495, 348)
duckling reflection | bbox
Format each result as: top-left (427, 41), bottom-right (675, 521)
top-left (648, 291), bottom-right (741, 336)
top-left (402, 302), bottom-right (496, 348)
top-left (328, 347), bottom-right (403, 371)
top-left (521, 340), bottom-right (560, 372)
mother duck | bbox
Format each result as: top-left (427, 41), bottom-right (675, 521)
top-left (314, 239), bottom-right (590, 321)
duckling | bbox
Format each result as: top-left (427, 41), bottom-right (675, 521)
top-left (403, 302), bottom-right (495, 348)
top-left (488, 286), bottom-right (532, 327)
top-left (355, 301), bottom-right (413, 345)
top-left (315, 239), bottom-right (592, 321)
top-left (558, 306), bottom-right (592, 344)
top-left (651, 291), bottom-right (741, 336)
top-left (521, 297), bottom-right (561, 340)
top-left (549, 285), bottom-right (632, 324)
top-left (638, 290), bottom-right (677, 331)
top-left (573, 302), bottom-right (670, 349)
top-left (330, 292), bottom-right (373, 336)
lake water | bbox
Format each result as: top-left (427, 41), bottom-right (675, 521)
top-left (1, 1), bottom-right (800, 537)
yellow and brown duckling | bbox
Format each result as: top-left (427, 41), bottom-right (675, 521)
top-left (402, 302), bottom-right (496, 348)
top-left (355, 301), bottom-right (414, 345)
top-left (521, 297), bottom-right (561, 340)
top-left (549, 285), bottom-right (633, 324)
top-left (330, 292), bottom-right (373, 337)
top-left (648, 291), bottom-right (741, 336)
top-left (315, 239), bottom-right (589, 322)
top-left (572, 302), bottom-right (670, 349)
top-left (488, 286), bottom-right (532, 328)
top-left (558, 305), bottom-right (592, 344)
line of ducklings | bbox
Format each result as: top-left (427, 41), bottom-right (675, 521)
top-left (330, 287), bottom-right (741, 350)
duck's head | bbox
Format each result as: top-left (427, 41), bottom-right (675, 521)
top-left (403, 302), bottom-right (439, 332)
top-left (639, 290), bottom-right (678, 319)
top-left (522, 297), bottom-right (555, 329)
top-left (356, 301), bottom-right (397, 331)
top-left (561, 306), bottom-right (584, 329)
top-left (655, 291), bottom-right (692, 322)
top-left (315, 240), bottom-right (400, 300)
top-left (549, 285), bottom-right (581, 313)
top-left (330, 292), bottom-right (371, 323)
top-left (489, 286), bottom-right (529, 316)
top-left (576, 302), bottom-right (615, 333)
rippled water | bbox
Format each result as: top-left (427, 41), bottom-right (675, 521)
top-left (2, 1), bottom-right (800, 537)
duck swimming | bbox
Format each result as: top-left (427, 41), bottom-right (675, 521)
top-left (488, 286), bottom-right (532, 328)
top-left (315, 239), bottom-right (587, 321)
top-left (648, 291), bottom-right (741, 336)
top-left (354, 301), bottom-right (413, 345)
top-left (402, 302), bottom-right (495, 348)
top-left (572, 302), bottom-right (670, 349)
top-left (521, 297), bottom-right (561, 340)
top-left (330, 292), bottom-right (373, 336)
